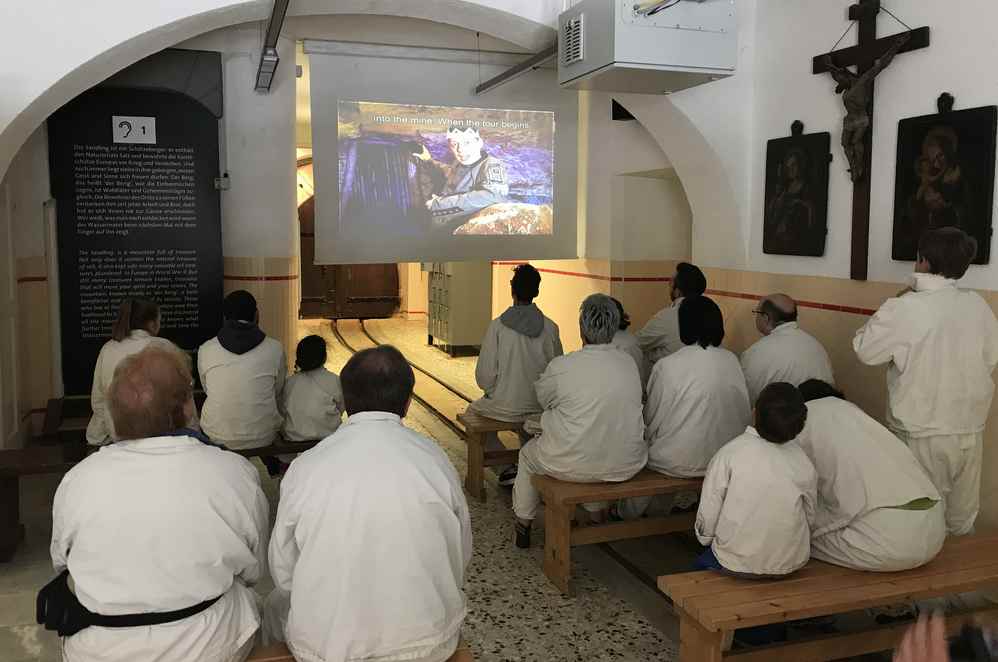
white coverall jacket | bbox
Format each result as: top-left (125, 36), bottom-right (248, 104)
top-left (470, 306), bottom-right (562, 422)
top-left (635, 298), bottom-right (685, 367)
top-left (644, 344), bottom-right (751, 478)
top-left (740, 321), bottom-right (835, 405)
top-left (199, 335), bottom-right (287, 449)
top-left (797, 396), bottom-right (944, 571)
top-left (267, 412), bottom-right (472, 662)
top-left (52, 435), bottom-right (269, 662)
top-left (281, 368), bottom-right (344, 442)
top-left (696, 427), bottom-right (817, 576)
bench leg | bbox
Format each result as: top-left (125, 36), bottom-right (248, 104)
top-left (543, 502), bottom-right (573, 594)
top-left (465, 431), bottom-right (486, 502)
top-left (0, 474), bottom-right (24, 563)
top-left (678, 608), bottom-right (725, 662)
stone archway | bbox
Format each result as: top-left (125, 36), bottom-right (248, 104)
top-left (614, 93), bottom-right (747, 269)
top-left (0, 0), bottom-right (558, 179)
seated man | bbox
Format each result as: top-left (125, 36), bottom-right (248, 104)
top-left (469, 263), bottom-right (562, 485)
top-left (695, 383), bottom-right (816, 578)
top-left (636, 262), bottom-right (707, 368)
top-left (512, 294), bottom-right (647, 548)
top-left (266, 345), bottom-right (472, 662)
top-left (740, 293), bottom-right (834, 404)
top-left (854, 227), bottom-right (998, 536)
top-left (47, 345), bottom-right (268, 662)
top-left (198, 290), bottom-right (287, 450)
top-left (797, 379), bottom-right (944, 572)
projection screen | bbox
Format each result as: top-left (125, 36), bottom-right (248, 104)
top-left (306, 41), bottom-right (579, 264)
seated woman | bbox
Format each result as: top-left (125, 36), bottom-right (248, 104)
top-left (618, 296), bottom-right (751, 519)
top-left (797, 379), bottom-right (945, 572)
top-left (282, 335), bottom-right (344, 442)
top-left (86, 298), bottom-right (175, 445)
top-left (512, 294), bottom-right (646, 548)
top-left (46, 344), bottom-right (269, 662)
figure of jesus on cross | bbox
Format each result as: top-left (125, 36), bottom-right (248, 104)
top-left (824, 32), bottom-right (910, 182)
top-left (811, 0), bottom-right (930, 280)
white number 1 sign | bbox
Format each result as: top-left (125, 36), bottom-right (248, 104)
top-left (111, 116), bottom-right (157, 144)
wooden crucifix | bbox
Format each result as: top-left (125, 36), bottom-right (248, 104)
top-left (812, 0), bottom-right (929, 280)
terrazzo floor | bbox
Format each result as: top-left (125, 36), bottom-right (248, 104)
top-left (0, 318), bottom-right (681, 662)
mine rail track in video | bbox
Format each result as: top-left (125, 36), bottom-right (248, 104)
top-left (330, 318), bottom-right (670, 600)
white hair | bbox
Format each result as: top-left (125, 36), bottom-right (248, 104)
top-left (579, 294), bottom-right (620, 345)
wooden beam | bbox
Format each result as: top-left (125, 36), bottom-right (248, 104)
top-left (571, 512), bottom-right (696, 546)
top-left (812, 26), bottom-right (930, 73)
top-left (726, 606), bottom-right (998, 662)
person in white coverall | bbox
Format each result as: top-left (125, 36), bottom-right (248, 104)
top-left (610, 297), bottom-right (649, 389)
top-left (281, 334), bottom-right (344, 442)
top-left (49, 345), bottom-right (269, 662)
top-left (266, 345), bottom-right (472, 662)
top-left (618, 296), bottom-right (751, 520)
top-left (740, 293), bottom-right (835, 406)
top-left (199, 290), bottom-right (287, 452)
top-left (797, 379), bottom-right (945, 572)
top-left (635, 262), bottom-right (707, 369)
top-left (86, 298), bottom-right (179, 445)
top-left (469, 263), bottom-right (562, 485)
top-left (695, 382), bottom-right (817, 578)
top-left (854, 227), bottom-right (998, 535)
top-left (512, 294), bottom-right (646, 549)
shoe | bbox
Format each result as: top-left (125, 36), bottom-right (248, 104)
top-left (514, 520), bottom-right (531, 549)
top-left (261, 455), bottom-right (289, 477)
top-left (497, 465), bottom-right (518, 487)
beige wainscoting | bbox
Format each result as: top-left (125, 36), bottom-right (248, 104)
top-left (16, 256), bottom-right (52, 438)
top-left (492, 259), bottom-right (612, 353)
top-left (222, 256), bottom-right (299, 370)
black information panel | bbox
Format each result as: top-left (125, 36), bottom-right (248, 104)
top-left (48, 88), bottom-right (223, 395)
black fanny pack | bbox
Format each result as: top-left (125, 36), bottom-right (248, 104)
top-left (37, 570), bottom-right (222, 637)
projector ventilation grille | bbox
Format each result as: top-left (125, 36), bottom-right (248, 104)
top-left (562, 15), bottom-right (584, 66)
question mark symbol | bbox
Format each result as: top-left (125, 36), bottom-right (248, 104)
top-left (118, 121), bottom-right (132, 138)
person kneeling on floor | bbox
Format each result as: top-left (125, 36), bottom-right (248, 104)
top-left (265, 345), bottom-right (472, 662)
top-left (513, 293), bottom-right (647, 548)
top-left (695, 382), bottom-right (817, 578)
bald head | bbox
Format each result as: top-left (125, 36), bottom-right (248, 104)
top-left (756, 293), bottom-right (798, 335)
top-left (108, 344), bottom-right (194, 441)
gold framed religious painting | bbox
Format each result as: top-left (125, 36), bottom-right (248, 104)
top-left (762, 130), bottom-right (831, 257)
top-left (892, 104), bottom-right (996, 264)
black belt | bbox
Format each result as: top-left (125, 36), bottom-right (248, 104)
top-left (38, 570), bottom-right (222, 637)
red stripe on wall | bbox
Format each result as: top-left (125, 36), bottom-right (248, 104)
top-left (491, 262), bottom-right (672, 283)
top-left (491, 262), bottom-right (876, 316)
top-left (223, 274), bottom-right (300, 282)
top-left (707, 288), bottom-right (876, 316)
top-left (16, 276), bottom-right (47, 284)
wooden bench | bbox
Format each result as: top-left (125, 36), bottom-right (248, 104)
top-left (0, 445), bottom-right (80, 561)
top-left (659, 533), bottom-right (998, 662)
top-left (456, 410), bottom-right (524, 501)
top-left (532, 469), bottom-right (703, 594)
top-left (247, 641), bottom-right (475, 661)
top-left (0, 434), bottom-right (319, 563)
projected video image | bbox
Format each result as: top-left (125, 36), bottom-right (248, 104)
top-left (338, 101), bottom-right (555, 236)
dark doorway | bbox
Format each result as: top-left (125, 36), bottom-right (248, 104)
top-left (298, 196), bottom-right (400, 319)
